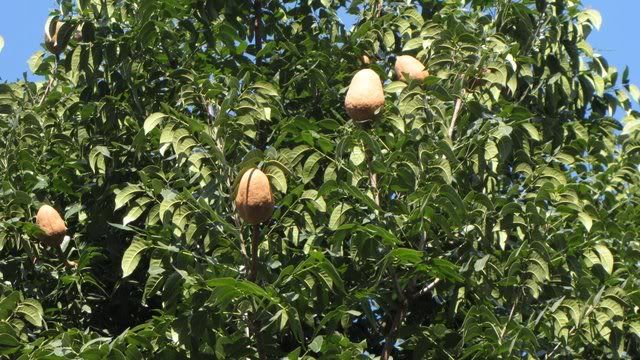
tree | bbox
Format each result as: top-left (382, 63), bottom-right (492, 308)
top-left (1, 0), bottom-right (640, 358)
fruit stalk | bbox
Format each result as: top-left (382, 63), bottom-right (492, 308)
top-left (249, 224), bottom-right (260, 282)
top-left (247, 224), bottom-right (264, 358)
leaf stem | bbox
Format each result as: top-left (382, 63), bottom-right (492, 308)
top-left (448, 96), bottom-right (464, 139)
top-left (366, 150), bottom-right (380, 206)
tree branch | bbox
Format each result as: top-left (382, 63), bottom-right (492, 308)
top-left (382, 269), bottom-right (406, 360)
top-left (254, 0), bottom-right (263, 66)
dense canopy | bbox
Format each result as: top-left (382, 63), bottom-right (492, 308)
top-left (1, 0), bottom-right (640, 358)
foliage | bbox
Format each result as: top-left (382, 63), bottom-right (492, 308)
top-left (1, 0), bottom-right (640, 358)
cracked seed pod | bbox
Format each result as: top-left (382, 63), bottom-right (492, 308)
top-left (35, 205), bottom-right (67, 247)
top-left (344, 69), bottom-right (385, 123)
top-left (235, 168), bottom-right (274, 225)
top-left (44, 19), bottom-right (67, 55)
top-left (394, 55), bottom-right (429, 82)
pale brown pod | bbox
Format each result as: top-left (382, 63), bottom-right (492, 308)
top-left (235, 168), bottom-right (274, 225)
top-left (344, 69), bottom-right (385, 123)
top-left (394, 55), bottom-right (429, 82)
top-left (35, 205), bottom-right (67, 247)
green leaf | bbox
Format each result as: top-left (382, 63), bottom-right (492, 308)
top-left (521, 123), bottom-right (541, 141)
top-left (121, 238), bottom-right (148, 277)
top-left (0, 333), bottom-right (20, 348)
top-left (265, 165), bottom-right (287, 193)
top-left (123, 197), bottom-right (152, 225)
top-left (252, 81), bottom-right (279, 97)
top-left (577, 212), bottom-right (593, 232)
top-left (27, 51), bottom-right (44, 73)
top-left (350, 145), bottom-right (365, 166)
top-left (144, 112), bottom-right (168, 135)
top-left (114, 185), bottom-right (143, 210)
top-left (630, 322), bottom-right (640, 338)
top-left (594, 244), bottom-right (614, 275)
top-left (76, 0), bottom-right (89, 13)
top-left (403, 37), bottom-right (423, 51)
top-left (383, 30), bottom-right (395, 49)
top-left (580, 9), bottom-right (602, 30)
top-left (143, 258), bottom-right (165, 302)
top-left (629, 84), bottom-right (640, 103)
top-left (309, 335), bottom-right (323, 353)
top-left (385, 81), bottom-right (407, 93)
top-left (302, 152), bottom-right (322, 183)
top-left (16, 299), bottom-right (43, 327)
top-left (328, 203), bottom-right (351, 230)
top-left (622, 118), bottom-right (640, 135)
top-left (89, 146), bottom-right (110, 174)
top-left (341, 182), bottom-right (382, 212)
top-left (388, 248), bottom-right (423, 265)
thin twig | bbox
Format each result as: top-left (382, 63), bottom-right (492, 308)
top-left (416, 278), bottom-right (441, 298)
top-left (448, 96), bottom-right (463, 139)
top-left (39, 60), bottom-right (58, 107)
top-left (547, 325), bottom-right (575, 359)
top-left (408, 231), bottom-right (428, 294)
top-left (499, 298), bottom-right (518, 342)
top-left (38, 78), bottom-right (54, 107)
top-left (238, 228), bottom-right (250, 270)
top-left (56, 246), bottom-right (77, 269)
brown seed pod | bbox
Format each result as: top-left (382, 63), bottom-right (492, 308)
top-left (235, 168), bottom-right (274, 225)
top-left (360, 55), bottom-right (371, 65)
top-left (35, 205), bottom-right (67, 247)
top-left (344, 69), bottom-right (385, 123)
top-left (394, 55), bottom-right (429, 82)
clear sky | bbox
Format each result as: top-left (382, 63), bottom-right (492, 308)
top-left (0, 1), bottom-right (637, 84)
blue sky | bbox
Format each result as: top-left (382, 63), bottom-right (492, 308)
top-left (0, 1), bottom-right (637, 84)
